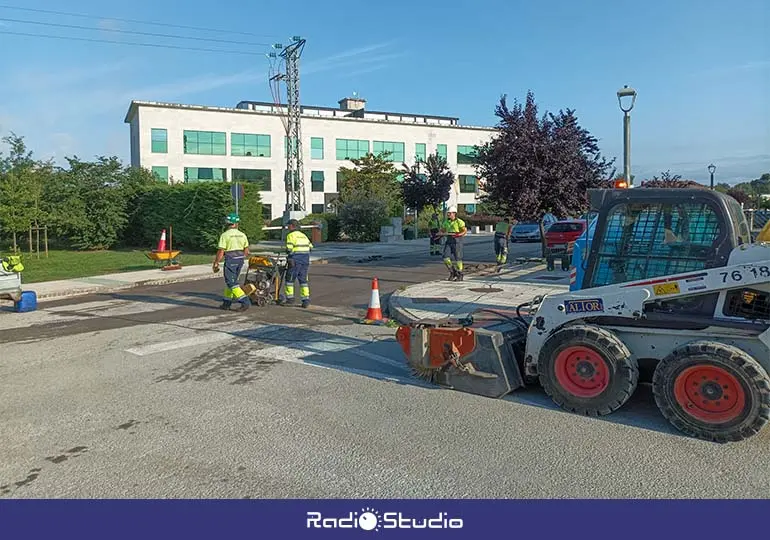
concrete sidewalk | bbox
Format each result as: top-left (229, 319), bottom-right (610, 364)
top-left (11, 233), bottom-right (495, 304)
top-left (388, 261), bottom-right (571, 324)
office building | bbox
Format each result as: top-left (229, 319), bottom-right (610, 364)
top-left (124, 95), bottom-right (498, 220)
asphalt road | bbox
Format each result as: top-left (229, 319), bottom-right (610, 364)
top-left (2, 239), bottom-right (770, 499)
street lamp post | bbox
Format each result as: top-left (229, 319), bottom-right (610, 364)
top-left (708, 163), bottom-right (716, 190)
top-left (617, 85), bottom-right (637, 187)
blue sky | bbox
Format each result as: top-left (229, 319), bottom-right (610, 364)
top-left (0, 0), bottom-right (767, 184)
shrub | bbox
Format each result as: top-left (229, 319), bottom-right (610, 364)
top-left (124, 182), bottom-right (263, 252)
top-left (339, 199), bottom-right (389, 242)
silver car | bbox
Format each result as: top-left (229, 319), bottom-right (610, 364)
top-left (510, 222), bottom-right (542, 242)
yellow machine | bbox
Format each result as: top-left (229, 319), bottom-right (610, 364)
top-left (242, 254), bottom-right (288, 307)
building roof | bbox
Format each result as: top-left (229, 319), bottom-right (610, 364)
top-left (123, 99), bottom-right (497, 132)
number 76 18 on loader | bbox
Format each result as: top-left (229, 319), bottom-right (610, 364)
top-left (396, 188), bottom-right (770, 443)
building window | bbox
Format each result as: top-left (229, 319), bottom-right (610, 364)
top-left (183, 130), bottom-right (226, 155)
top-left (459, 174), bottom-right (477, 193)
top-left (311, 137), bottom-right (324, 159)
top-left (232, 168), bottom-right (271, 191)
top-left (151, 129), bottom-right (167, 153)
top-left (151, 166), bottom-right (168, 181)
top-left (284, 136), bottom-right (298, 157)
top-left (311, 204), bottom-right (325, 214)
top-left (262, 204), bottom-right (272, 221)
top-left (457, 145), bottom-right (478, 164)
top-left (459, 204), bottom-right (477, 214)
top-left (184, 167), bottom-right (227, 182)
top-left (336, 138), bottom-right (369, 160)
top-left (373, 141), bottom-right (405, 162)
top-left (231, 133), bottom-right (270, 157)
top-left (415, 143), bottom-right (426, 162)
top-left (436, 144), bottom-right (447, 160)
top-left (311, 171), bottom-right (324, 192)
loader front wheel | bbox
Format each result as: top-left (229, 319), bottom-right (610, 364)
top-left (653, 341), bottom-right (770, 443)
top-left (539, 325), bottom-right (638, 417)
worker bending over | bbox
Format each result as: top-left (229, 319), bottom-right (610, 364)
top-left (280, 219), bottom-right (313, 308)
top-left (494, 218), bottom-right (512, 265)
top-left (213, 213), bottom-right (251, 312)
top-left (428, 212), bottom-right (441, 256)
top-left (440, 206), bottom-right (467, 281)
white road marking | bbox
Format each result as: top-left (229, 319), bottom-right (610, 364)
top-left (124, 324), bottom-right (284, 356)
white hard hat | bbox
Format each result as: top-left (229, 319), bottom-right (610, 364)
top-left (447, 206), bottom-right (457, 213)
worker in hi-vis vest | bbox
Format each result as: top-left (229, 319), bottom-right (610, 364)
top-left (280, 219), bottom-right (313, 308)
top-left (438, 206), bottom-right (467, 281)
top-left (428, 211), bottom-right (441, 256)
top-left (494, 218), bottom-right (512, 265)
top-left (212, 213), bottom-right (251, 311)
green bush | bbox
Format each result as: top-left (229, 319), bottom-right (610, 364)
top-left (339, 200), bottom-right (390, 242)
top-left (124, 182), bottom-right (263, 252)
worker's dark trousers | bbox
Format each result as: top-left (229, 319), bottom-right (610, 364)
top-left (429, 229), bottom-right (440, 255)
top-left (223, 256), bottom-right (249, 307)
top-left (283, 253), bottom-right (310, 303)
top-left (494, 234), bottom-right (508, 264)
top-left (443, 238), bottom-right (463, 273)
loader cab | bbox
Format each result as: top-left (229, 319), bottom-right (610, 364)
top-left (576, 188), bottom-right (751, 325)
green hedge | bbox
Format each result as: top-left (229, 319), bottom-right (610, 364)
top-left (124, 183), bottom-right (263, 251)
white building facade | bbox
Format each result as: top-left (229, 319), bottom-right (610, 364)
top-left (124, 96), bottom-right (498, 221)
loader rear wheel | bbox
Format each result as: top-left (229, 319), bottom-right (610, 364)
top-left (653, 341), bottom-right (770, 443)
top-left (539, 325), bottom-right (638, 416)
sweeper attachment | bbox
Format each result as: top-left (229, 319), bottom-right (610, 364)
top-left (396, 188), bottom-right (770, 443)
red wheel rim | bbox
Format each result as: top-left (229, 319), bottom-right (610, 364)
top-left (554, 346), bottom-right (609, 398)
top-left (673, 365), bottom-right (746, 423)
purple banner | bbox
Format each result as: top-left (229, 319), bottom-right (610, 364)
top-left (1, 499), bottom-right (766, 539)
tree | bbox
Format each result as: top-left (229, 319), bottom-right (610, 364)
top-left (475, 91), bottom-right (615, 222)
top-left (640, 171), bottom-right (704, 188)
top-left (401, 153), bottom-right (454, 214)
top-left (726, 188), bottom-right (752, 206)
top-left (0, 134), bottom-right (48, 251)
top-left (337, 152), bottom-right (402, 216)
top-left (338, 199), bottom-right (389, 243)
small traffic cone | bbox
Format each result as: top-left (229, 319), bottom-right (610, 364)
top-left (155, 229), bottom-right (167, 252)
top-left (361, 277), bottom-right (389, 325)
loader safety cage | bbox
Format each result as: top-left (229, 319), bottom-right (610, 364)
top-left (580, 188), bottom-right (750, 291)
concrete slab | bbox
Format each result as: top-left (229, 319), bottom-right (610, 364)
top-left (388, 261), bottom-right (571, 323)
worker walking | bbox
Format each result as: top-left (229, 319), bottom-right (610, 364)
top-left (213, 213), bottom-right (251, 312)
top-left (280, 219), bottom-right (313, 308)
top-left (439, 206), bottom-right (467, 281)
top-left (428, 211), bottom-right (441, 256)
top-left (494, 218), bottom-right (512, 265)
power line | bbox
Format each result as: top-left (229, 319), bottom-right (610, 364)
top-left (0, 16), bottom-right (272, 47)
top-left (0, 30), bottom-right (270, 56)
top-left (0, 4), bottom-right (284, 39)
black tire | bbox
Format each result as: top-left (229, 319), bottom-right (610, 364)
top-left (538, 325), bottom-right (639, 416)
top-left (652, 341), bottom-right (770, 443)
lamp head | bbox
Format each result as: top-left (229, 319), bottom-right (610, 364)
top-left (708, 164), bottom-right (716, 175)
top-left (617, 85), bottom-right (637, 113)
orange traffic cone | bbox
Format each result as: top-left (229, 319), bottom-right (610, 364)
top-left (155, 229), bottom-right (167, 252)
top-left (364, 277), bottom-right (384, 322)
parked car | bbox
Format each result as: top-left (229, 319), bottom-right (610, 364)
top-left (510, 222), bottom-right (542, 242)
top-left (544, 219), bottom-right (587, 249)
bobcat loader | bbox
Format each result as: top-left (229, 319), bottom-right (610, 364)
top-left (396, 188), bottom-right (770, 443)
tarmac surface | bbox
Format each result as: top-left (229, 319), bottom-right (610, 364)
top-left (3, 238), bottom-right (770, 498)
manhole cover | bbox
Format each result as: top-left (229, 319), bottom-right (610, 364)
top-left (468, 287), bottom-right (504, 293)
top-left (411, 297), bottom-right (451, 304)
top-left (535, 276), bottom-right (568, 281)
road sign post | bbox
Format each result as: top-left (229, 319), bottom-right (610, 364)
top-left (231, 182), bottom-right (244, 215)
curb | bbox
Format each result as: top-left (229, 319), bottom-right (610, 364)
top-left (34, 272), bottom-right (218, 302)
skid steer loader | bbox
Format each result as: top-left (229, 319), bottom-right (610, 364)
top-left (396, 188), bottom-right (770, 443)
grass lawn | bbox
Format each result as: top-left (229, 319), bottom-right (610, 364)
top-left (15, 249), bottom-right (216, 284)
